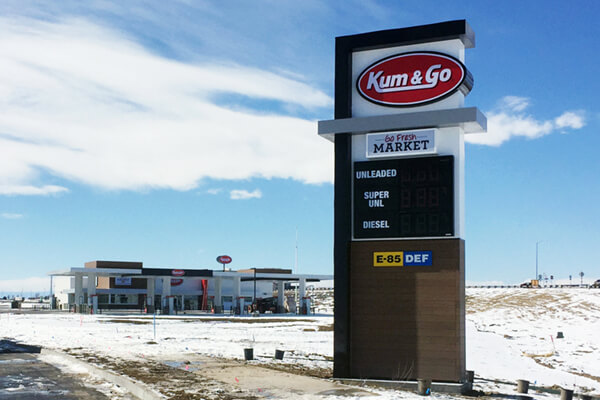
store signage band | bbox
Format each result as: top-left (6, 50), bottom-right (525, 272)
top-left (115, 277), bottom-right (131, 286)
top-left (366, 129), bottom-right (435, 158)
top-left (356, 51), bottom-right (470, 107)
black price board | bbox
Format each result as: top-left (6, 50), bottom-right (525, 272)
top-left (353, 155), bottom-right (454, 239)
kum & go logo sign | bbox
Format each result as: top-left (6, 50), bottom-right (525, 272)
top-left (357, 52), bottom-right (471, 107)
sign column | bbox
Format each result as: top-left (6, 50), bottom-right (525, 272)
top-left (318, 20), bottom-right (486, 383)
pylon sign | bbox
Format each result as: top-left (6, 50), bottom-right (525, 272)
top-left (318, 20), bottom-right (486, 384)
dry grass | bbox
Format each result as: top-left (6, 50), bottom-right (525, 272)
top-left (467, 289), bottom-right (600, 317)
top-left (101, 316), bottom-right (316, 324)
top-left (302, 324), bottom-right (333, 332)
top-left (102, 319), bottom-right (151, 325)
top-left (98, 316), bottom-right (314, 325)
top-left (531, 357), bottom-right (600, 383)
top-left (261, 362), bottom-right (332, 379)
top-left (179, 317), bottom-right (316, 324)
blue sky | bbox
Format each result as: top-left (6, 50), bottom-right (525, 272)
top-left (0, 1), bottom-right (598, 293)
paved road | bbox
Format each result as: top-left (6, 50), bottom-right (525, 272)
top-left (0, 340), bottom-right (108, 399)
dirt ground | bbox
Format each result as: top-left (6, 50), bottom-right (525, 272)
top-left (63, 348), bottom-right (373, 400)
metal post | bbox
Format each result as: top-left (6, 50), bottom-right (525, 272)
top-left (50, 275), bottom-right (53, 310)
top-left (232, 276), bottom-right (241, 314)
top-left (294, 228), bottom-right (299, 310)
top-left (87, 272), bottom-right (97, 314)
top-left (74, 274), bottom-right (83, 307)
top-left (277, 281), bottom-right (285, 313)
top-left (214, 277), bottom-right (222, 313)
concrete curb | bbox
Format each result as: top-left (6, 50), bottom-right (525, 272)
top-left (41, 348), bottom-right (164, 400)
top-left (334, 378), bottom-right (472, 395)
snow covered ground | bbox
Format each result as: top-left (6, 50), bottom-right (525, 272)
top-left (466, 288), bottom-right (600, 394)
top-left (1, 288), bottom-right (599, 399)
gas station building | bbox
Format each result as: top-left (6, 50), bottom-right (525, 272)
top-left (50, 260), bottom-right (331, 315)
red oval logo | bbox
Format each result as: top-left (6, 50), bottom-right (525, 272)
top-left (171, 278), bottom-right (184, 286)
top-left (171, 269), bottom-right (185, 276)
top-left (357, 52), bottom-right (470, 107)
top-left (216, 255), bottom-right (232, 264)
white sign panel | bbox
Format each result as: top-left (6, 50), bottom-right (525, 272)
top-left (366, 129), bottom-right (436, 158)
top-left (115, 277), bottom-right (132, 286)
top-left (351, 40), bottom-right (466, 118)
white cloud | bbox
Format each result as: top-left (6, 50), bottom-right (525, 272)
top-left (554, 111), bottom-right (585, 130)
top-left (0, 184), bottom-right (69, 196)
top-left (206, 188), bottom-right (222, 195)
top-left (1, 212), bottom-right (24, 219)
top-left (499, 95), bottom-right (530, 112)
top-left (466, 96), bottom-right (586, 146)
top-left (0, 18), bottom-right (334, 195)
top-left (0, 276), bottom-right (49, 293)
top-left (230, 189), bottom-right (262, 200)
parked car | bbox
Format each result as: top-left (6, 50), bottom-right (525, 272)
top-left (252, 297), bottom-right (278, 313)
top-left (592, 279), bottom-right (600, 288)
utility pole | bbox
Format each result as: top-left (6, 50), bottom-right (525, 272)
top-left (536, 241), bottom-right (543, 281)
top-left (294, 227), bottom-right (299, 310)
top-left (294, 227), bottom-right (298, 275)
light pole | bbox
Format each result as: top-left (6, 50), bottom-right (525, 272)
top-left (535, 241), bottom-right (543, 281)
